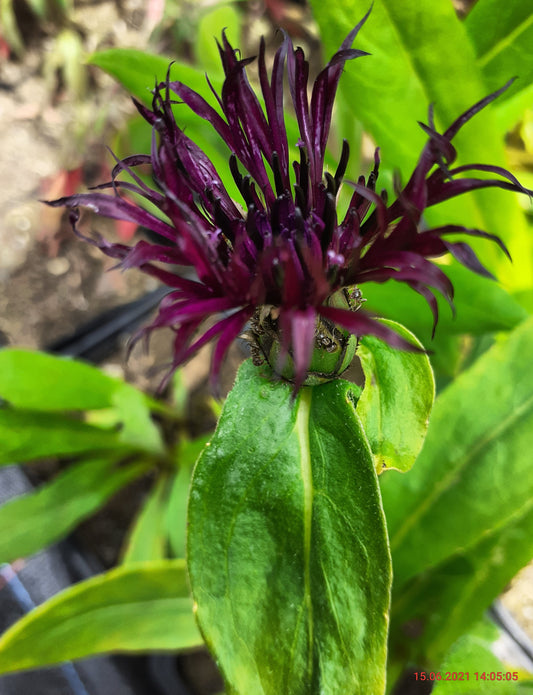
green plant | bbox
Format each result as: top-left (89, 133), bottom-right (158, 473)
top-left (1, 1), bottom-right (533, 693)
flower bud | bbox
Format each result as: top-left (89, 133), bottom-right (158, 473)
top-left (248, 287), bottom-right (362, 385)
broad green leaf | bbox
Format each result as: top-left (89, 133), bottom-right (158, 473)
top-left (0, 409), bottom-right (129, 466)
top-left (380, 315), bottom-right (533, 589)
top-left (425, 333), bottom-right (465, 390)
top-left (362, 262), bottom-right (528, 343)
top-left (188, 360), bottom-right (391, 695)
top-left (0, 457), bottom-right (147, 564)
top-left (309, 0), bottom-right (532, 288)
top-left (432, 621), bottom-right (518, 694)
top-left (88, 49), bottom-right (223, 107)
top-left (309, 0), bottom-right (492, 167)
top-left (111, 386), bottom-right (164, 455)
top-left (121, 474), bottom-right (171, 564)
top-left (357, 320), bottom-right (434, 473)
top-left (0, 560), bottom-right (201, 674)
top-left (0, 349), bottom-right (127, 411)
top-left (465, 0), bottom-right (533, 102)
top-left (195, 3), bottom-right (242, 75)
top-left (0, 350), bottom-right (164, 454)
top-left (389, 494), bottom-right (533, 665)
top-left (166, 435), bottom-right (210, 559)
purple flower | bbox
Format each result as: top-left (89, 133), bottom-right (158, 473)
top-left (46, 10), bottom-right (531, 391)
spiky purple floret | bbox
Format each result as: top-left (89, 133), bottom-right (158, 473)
top-left (45, 11), bottom-right (532, 388)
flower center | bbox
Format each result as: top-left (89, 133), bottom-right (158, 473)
top-left (245, 287), bottom-right (363, 385)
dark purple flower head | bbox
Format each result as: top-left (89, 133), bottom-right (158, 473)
top-left (46, 10), bottom-right (531, 391)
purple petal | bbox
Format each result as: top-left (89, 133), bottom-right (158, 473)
top-left (318, 306), bottom-right (423, 351)
top-left (407, 281), bottom-right (441, 337)
top-left (287, 46), bottom-right (315, 190)
top-left (444, 79), bottom-right (516, 141)
top-left (209, 306), bottom-right (255, 393)
top-left (441, 240), bottom-right (496, 279)
top-left (168, 81), bottom-right (234, 146)
top-left (448, 163), bottom-right (531, 198)
top-left (44, 192), bottom-right (177, 242)
top-left (259, 35), bottom-right (290, 186)
top-left (289, 308), bottom-right (317, 393)
top-left (427, 176), bottom-right (532, 206)
top-left (421, 224), bottom-right (511, 260)
top-left (357, 250), bottom-right (454, 300)
top-left (417, 121), bottom-right (456, 165)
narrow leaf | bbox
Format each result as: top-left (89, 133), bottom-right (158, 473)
top-left (88, 49), bottom-right (223, 107)
top-left (465, 0), bottom-right (533, 102)
top-left (389, 496), bottom-right (533, 665)
top-left (0, 409), bottom-right (129, 466)
top-left (0, 350), bottom-right (164, 454)
top-left (0, 349), bottom-right (127, 411)
top-left (432, 621), bottom-right (518, 694)
top-left (0, 561), bottom-right (202, 674)
top-left (166, 435), bottom-right (210, 559)
top-left (111, 386), bottom-right (164, 454)
top-left (188, 360), bottom-right (391, 695)
top-left (0, 457), bottom-right (147, 564)
top-left (381, 315), bottom-right (533, 589)
top-left (121, 474), bottom-right (171, 564)
top-left (195, 4), bottom-right (242, 75)
top-left (357, 319), bottom-right (434, 473)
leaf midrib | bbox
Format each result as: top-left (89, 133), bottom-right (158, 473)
top-left (295, 390), bottom-right (314, 678)
top-left (476, 13), bottom-right (533, 67)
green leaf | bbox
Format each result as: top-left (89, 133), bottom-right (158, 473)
top-left (188, 360), bottom-right (391, 695)
top-left (88, 49), bottom-right (223, 107)
top-left (309, 0), bottom-right (532, 287)
top-left (493, 81), bottom-right (533, 133)
top-left (310, 0), bottom-right (491, 167)
top-left (389, 494), bottom-right (533, 665)
top-left (357, 320), bottom-right (434, 473)
top-left (110, 386), bottom-right (164, 455)
top-left (432, 621), bottom-right (518, 694)
top-left (0, 409), bottom-right (129, 466)
top-left (0, 350), bottom-right (165, 457)
top-left (195, 3), bottom-right (242, 75)
top-left (0, 349), bottom-right (164, 449)
top-left (166, 435), bottom-right (210, 559)
top-left (121, 475), bottom-right (171, 564)
top-left (363, 262), bottom-right (528, 343)
top-left (171, 369), bottom-right (188, 419)
top-left (0, 457), bottom-right (147, 564)
top-left (0, 560), bottom-right (202, 674)
top-left (381, 315), bottom-right (533, 589)
top-left (465, 0), bottom-right (533, 102)
top-left (0, 349), bottom-right (128, 411)
top-left (26, 0), bottom-right (46, 17)
top-left (0, 0), bottom-right (24, 56)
